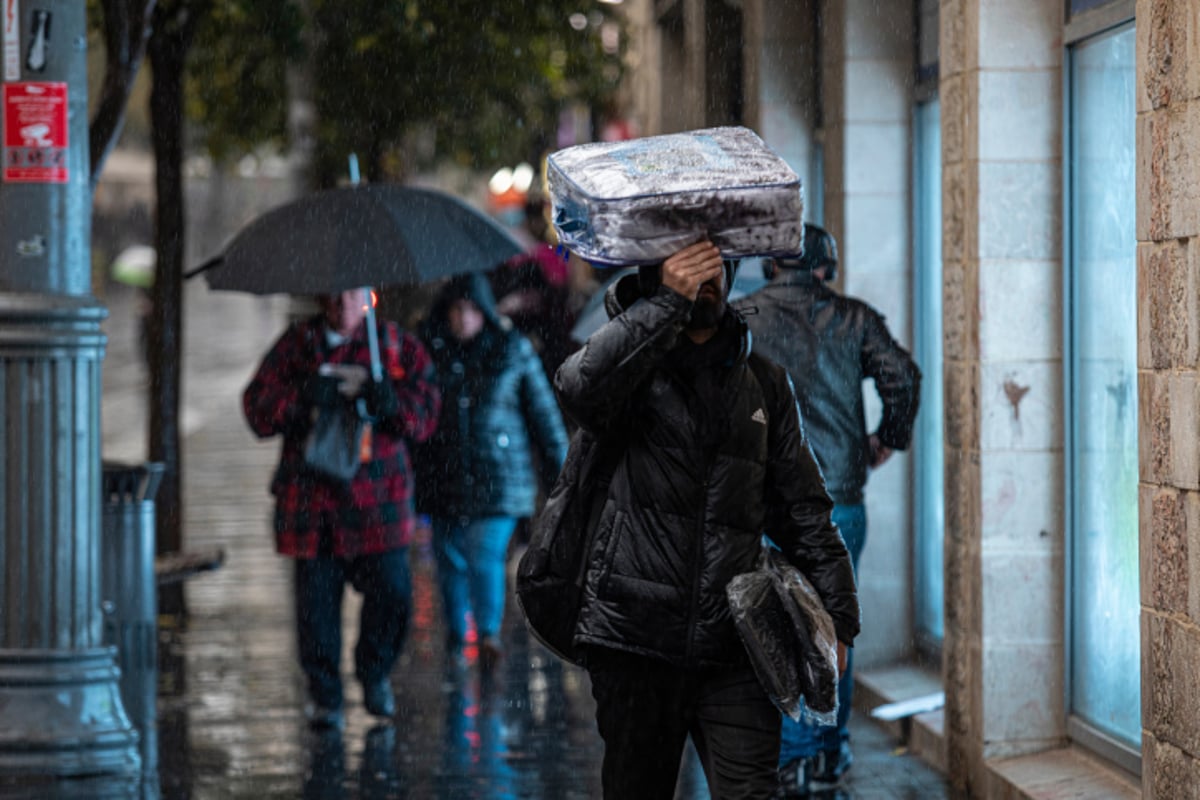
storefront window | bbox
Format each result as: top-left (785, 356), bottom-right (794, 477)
top-left (1067, 22), bottom-right (1139, 753)
top-left (913, 98), bottom-right (944, 651)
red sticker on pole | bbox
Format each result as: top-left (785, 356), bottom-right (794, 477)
top-left (3, 81), bottom-right (68, 183)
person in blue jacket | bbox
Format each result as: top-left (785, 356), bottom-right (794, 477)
top-left (417, 273), bottom-right (569, 670)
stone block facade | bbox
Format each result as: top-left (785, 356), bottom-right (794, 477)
top-left (1138, 0), bottom-right (1200, 795)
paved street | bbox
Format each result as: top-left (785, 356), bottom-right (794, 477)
top-left (89, 280), bottom-right (951, 799)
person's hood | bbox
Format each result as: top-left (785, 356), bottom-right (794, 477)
top-left (602, 272), bottom-right (752, 362)
top-left (425, 272), bottom-right (507, 334)
top-left (603, 271), bottom-right (645, 320)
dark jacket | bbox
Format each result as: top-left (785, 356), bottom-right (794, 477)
top-left (243, 317), bottom-right (440, 558)
top-left (739, 271), bottom-right (921, 504)
top-left (554, 274), bottom-right (860, 669)
top-left (417, 274), bottom-right (569, 519)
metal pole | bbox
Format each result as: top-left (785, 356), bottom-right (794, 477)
top-left (347, 155), bottom-right (382, 380)
top-left (0, 0), bottom-right (141, 782)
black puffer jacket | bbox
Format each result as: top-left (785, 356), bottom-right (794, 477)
top-left (555, 275), bottom-right (860, 669)
top-left (739, 271), bottom-right (921, 504)
top-left (417, 274), bottom-right (569, 519)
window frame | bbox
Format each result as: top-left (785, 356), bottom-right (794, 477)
top-left (1065, 0), bottom-right (1134, 44)
top-left (1061, 15), bottom-right (1141, 778)
top-left (911, 95), bottom-right (944, 663)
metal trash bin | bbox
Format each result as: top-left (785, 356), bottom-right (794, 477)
top-left (101, 461), bottom-right (164, 782)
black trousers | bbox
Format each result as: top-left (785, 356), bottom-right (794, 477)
top-left (294, 548), bottom-right (412, 709)
top-left (587, 648), bottom-right (781, 800)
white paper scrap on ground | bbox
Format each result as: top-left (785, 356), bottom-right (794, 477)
top-left (870, 691), bottom-right (946, 721)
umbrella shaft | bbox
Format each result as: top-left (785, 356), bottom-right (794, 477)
top-left (363, 288), bottom-right (383, 382)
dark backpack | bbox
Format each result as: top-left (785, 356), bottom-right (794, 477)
top-left (515, 426), bottom-right (621, 665)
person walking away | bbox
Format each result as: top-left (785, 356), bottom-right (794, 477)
top-left (490, 194), bottom-right (578, 380)
top-left (243, 288), bottom-right (441, 729)
top-left (416, 273), bottom-right (569, 672)
top-left (741, 224), bottom-right (921, 794)
top-left (554, 240), bottom-right (861, 799)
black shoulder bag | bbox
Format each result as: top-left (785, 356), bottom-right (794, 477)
top-left (515, 427), bottom-right (622, 665)
top-left (303, 396), bottom-right (369, 484)
top-left (302, 325), bottom-right (375, 485)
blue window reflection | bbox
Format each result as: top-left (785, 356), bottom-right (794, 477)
top-left (1067, 23), bottom-right (1139, 750)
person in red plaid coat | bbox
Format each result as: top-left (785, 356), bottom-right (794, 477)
top-left (243, 289), bottom-right (441, 729)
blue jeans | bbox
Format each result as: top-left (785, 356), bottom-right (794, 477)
top-left (295, 548), bottom-right (412, 710)
top-left (432, 516), bottom-right (518, 643)
top-left (780, 503), bottom-right (866, 761)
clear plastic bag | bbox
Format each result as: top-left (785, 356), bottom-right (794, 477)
top-left (547, 127), bottom-right (804, 266)
top-left (727, 546), bottom-right (839, 726)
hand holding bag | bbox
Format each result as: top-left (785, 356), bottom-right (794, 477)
top-left (302, 317), bottom-right (381, 486)
top-left (303, 393), bottom-right (369, 485)
top-left (727, 545), bottom-right (840, 724)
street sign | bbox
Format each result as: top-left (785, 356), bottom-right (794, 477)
top-left (2, 80), bottom-right (67, 183)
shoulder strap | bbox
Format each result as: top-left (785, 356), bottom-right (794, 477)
top-left (573, 429), bottom-right (624, 589)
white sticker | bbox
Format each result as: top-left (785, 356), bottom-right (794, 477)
top-left (3, 0), bottom-right (19, 81)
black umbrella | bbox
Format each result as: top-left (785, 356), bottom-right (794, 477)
top-left (188, 184), bottom-right (525, 295)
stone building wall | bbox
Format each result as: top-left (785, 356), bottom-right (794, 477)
top-left (817, 0), bottom-right (918, 668)
top-left (939, 0), bottom-right (1066, 792)
top-left (1136, 0), bottom-right (1200, 796)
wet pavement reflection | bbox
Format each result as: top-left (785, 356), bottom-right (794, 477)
top-left (152, 524), bottom-right (608, 799)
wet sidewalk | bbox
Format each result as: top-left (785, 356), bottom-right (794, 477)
top-left (96, 282), bottom-right (952, 799)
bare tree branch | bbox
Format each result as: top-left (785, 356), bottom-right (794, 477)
top-left (88, 0), bottom-right (157, 187)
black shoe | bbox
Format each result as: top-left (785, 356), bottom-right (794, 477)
top-left (778, 744), bottom-right (852, 797)
top-left (810, 741), bottom-right (853, 784)
top-left (363, 678), bottom-right (396, 718)
top-left (479, 635), bottom-right (503, 672)
top-left (304, 702), bottom-right (345, 730)
top-left (778, 756), bottom-right (814, 796)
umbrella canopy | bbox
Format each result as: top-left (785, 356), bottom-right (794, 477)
top-left (195, 184), bottom-right (525, 295)
top-left (570, 257), bottom-right (769, 344)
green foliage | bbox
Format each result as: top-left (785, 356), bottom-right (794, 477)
top-left (311, 0), bottom-right (625, 184)
top-left (88, 1), bottom-right (624, 177)
top-left (186, 0), bottom-right (305, 163)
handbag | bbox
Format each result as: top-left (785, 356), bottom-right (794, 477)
top-left (515, 427), bottom-right (621, 665)
top-left (303, 318), bottom-right (379, 486)
top-left (303, 394), bottom-right (369, 485)
top-left (727, 544), bottom-right (840, 724)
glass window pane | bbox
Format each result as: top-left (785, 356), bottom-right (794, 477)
top-left (913, 99), bottom-right (944, 649)
top-left (1070, 0), bottom-right (1116, 16)
top-left (1068, 24), bottom-right (1139, 749)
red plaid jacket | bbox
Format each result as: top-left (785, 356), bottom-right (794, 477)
top-left (243, 316), bottom-right (440, 559)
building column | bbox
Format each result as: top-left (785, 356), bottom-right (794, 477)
top-left (939, 0), bottom-right (1065, 792)
top-left (1136, 0), bottom-right (1200, 794)
top-left (746, 0), bottom-right (821, 200)
top-left (0, 0), bottom-right (140, 779)
top-left (818, 0), bottom-right (917, 667)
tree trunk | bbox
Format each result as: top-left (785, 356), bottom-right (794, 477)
top-left (89, 0), bottom-right (157, 188)
top-left (146, 10), bottom-right (192, 619)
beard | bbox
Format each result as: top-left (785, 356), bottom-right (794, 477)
top-left (686, 294), bottom-right (726, 330)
